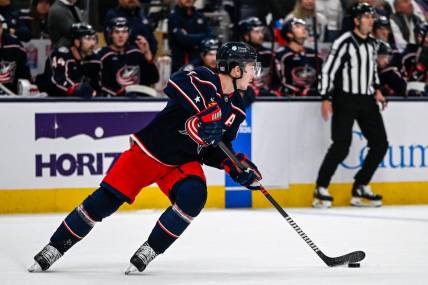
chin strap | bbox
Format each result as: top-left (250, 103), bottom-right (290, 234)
top-left (232, 78), bottom-right (238, 93)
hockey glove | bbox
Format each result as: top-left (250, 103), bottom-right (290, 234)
top-left (185, 104), bottom-right (223, 146)
top-left (75, 82), bottom-right (94, 98)
top-left (222, 153), bottom-right (262, 190)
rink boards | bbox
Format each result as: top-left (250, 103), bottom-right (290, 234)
top-left (0, 99), bottom-right (427, 213)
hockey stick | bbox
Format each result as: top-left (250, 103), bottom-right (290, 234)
top-left (218, 141), bottom-right (365, 267)
top-left (125, 85), bottom-right (158, 97)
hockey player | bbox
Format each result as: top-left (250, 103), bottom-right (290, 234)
top-left (181, 36), bottom-right (220, 72)
top-left (0, 16), bottom-right (31, 94)
top-left (276, 18), bottom-right (322, 96)
top-left (377, 40), bottom-right (407, 96)
top-left (99, 17), bottom-right (159, 96)
top-left (28, 42), bottom-right (262, 274)
top-left (313, 2), bottom-right (388, 208)
top-left (239, 16), bottom-right (280, 97)
top-left (400, 21), bottom-right (428, 83)
top-left (35, 23), bottom-right (101, 97)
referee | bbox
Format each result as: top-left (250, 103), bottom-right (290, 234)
top-left (312, 2), bottom-right (389, 208)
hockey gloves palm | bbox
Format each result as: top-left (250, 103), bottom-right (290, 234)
top-left (185, 104), bottom-right (223, 146)
top-left (222, 153), bottom-right (262, 190)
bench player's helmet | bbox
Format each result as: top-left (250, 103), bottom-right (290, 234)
top-left (351, 2), bottom-right (376, 19)
top-left (281, 17), bottom-right (306, 42)
top-left (105, 17), bottom-right (130, 44)
top-left (374, 15), bottom-right (390, 31)
top-left (238, 17), bottom-right (264, 36)
top-left (200, 37), bottom-right (221, 54)
top-left (71, 23), bottom-right (96, 40)
top-left (216, 42), bottom-right (260, 79)
top-left (377, 40), bottom-right (392, 55)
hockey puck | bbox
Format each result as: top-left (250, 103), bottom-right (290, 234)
top-left (348, 263), bottom-right (360, 268)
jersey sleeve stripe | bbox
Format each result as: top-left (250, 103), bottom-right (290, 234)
top-left (189, 76), bottom-right (208, 108)
top-left (190, 74), bottom-right (218, 92)
top-left (168, 79), bottom-right (201, 112)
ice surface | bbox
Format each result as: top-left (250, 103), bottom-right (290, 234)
top-left (1, 206), bottom-right (428, 285)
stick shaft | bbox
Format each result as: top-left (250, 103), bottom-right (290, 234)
top-left (218, 142), bottom-right (321, 255)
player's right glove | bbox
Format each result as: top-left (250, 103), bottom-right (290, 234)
top-left (185, 104), bottom-right (223, 146)
top-left (222, 153), bottom-right (262, 190)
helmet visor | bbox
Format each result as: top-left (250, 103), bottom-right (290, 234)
top-left (245, 61), bottom-right (262, 77)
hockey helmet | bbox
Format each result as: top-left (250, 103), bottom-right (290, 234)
top-left (374, 15), bottom-right (390, 30)
top-left (351, 2), bottom-right (376, 19)
top-left (200, 37), bottom-right (221, 53)
top-left (71, 23), bottom-right (96, 40)
top-left (238, 17), bottom-right (264, 36)
top-left (280, 17), bottom-right (306, 42)
top-left (106, 17), bottom-right (130, 34)
top-left (216, 42), bottom-right (260, 78)
top-left (377, 40), bottom-right (392, 55)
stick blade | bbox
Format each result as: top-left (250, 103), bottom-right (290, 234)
top-left (319, 250), bottom-right (366, 267)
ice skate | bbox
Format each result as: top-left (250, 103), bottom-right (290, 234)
top-left (312, 187), bottom-right (333, 208)
top-left (125, 242), bottom-right (158, 275)
top-left (350, 185), bottom-right (382, 207)
top-left (28, 244), bottom-right (62, 272)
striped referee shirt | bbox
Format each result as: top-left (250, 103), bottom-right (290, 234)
top-left (319, 31), bottom-right (381, 100)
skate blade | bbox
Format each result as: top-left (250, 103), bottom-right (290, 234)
top-left (28, 262), bottom-right (43, 273)
top-left (124, 264), bottom-right (138, 275)
top-left (350, 197), bottom-right (382, 207)
top-left (312, 198), bottom-right (332, 209)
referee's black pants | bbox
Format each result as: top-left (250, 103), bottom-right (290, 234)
top-left (316, 94), bottom-right (389, 188)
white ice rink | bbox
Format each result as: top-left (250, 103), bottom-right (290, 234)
top-left (1, 205), bottom-right (428, 285)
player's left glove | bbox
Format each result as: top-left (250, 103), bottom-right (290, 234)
top-left (185, 104), bottom-right (223, 146)
top-left (222, 153), bottom-right (262, 190)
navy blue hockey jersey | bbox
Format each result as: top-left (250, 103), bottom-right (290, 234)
top-left (275, 46), bottom-right (322, 96)
top-left (0, 33), bottom-right (31, 94)
top-left (132, 66), bottom-right (246, 167)
top-left (98, 45), bottom-right (159, 96)
top-left (36, 46), bottom-right (101, 96)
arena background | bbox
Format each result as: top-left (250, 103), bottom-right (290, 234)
top-left (1, 97), bottom-right (427, 214)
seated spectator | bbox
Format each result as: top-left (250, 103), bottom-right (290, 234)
top-left (284, 0), bottom-right (328, 49)
top-left (390, 0), bottom-right (423, 50)
top-left (0, 0), bottom-right (31, 42)
top-left (377, 40), bottom-right (407, 96)
top-left (181, 36), bottom-right (220, 72)
top-left (400, 21), bottom-right (428, 82)
top-left (168, 0), bottom-right (211, 73)
top-left (105, 0), bottom-right (157, 55)
top-left (238, 16), bottom-right (280, 97)
top-left (99, 17), bottom-right (159, 96)
top-left (48, 0), bottom-right (83, 48)
top-left (317, 0), bottom-right (344, 42)
top-left (0, 16), bottom-right (31, 94)
top-left (36, 23), bottom-right (101, 97)
top-left (19, 0), bottom-right (52, 39)
top-left (276, 18), bottom-right (323, 96)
